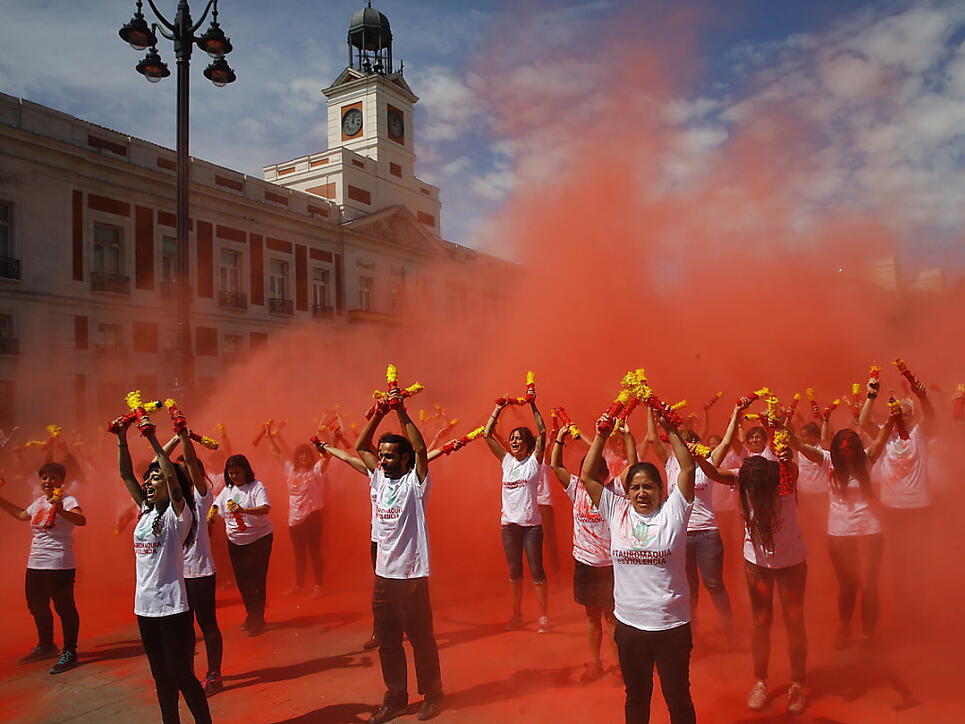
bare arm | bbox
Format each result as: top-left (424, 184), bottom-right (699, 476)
top-left (646, 411), bottom-right (668, 465)
top-left (394, 393), bottom-right (429, 483)
top-left (694, 453), bottom-right (737, 485)
top-left (179, 429), bottom-right (207, 496)
top-left (866, 415), bottom-right (896, 464)
top-left (355, 406), bottom-right (387, 473)
top-left (711, 404), bottom-right (742, 467)
top-left (530, 401), bottom-right (547, 462)
top-left (115, 426), bottom-right (145, 507)
top-left (624, 423), bottom-right (639, 467)
top-left (662, 418), bottom-right (696, 502)
top-left (579, 425), bottom-right (609, 509)
top-left (550, 427), bottom-right (571, 487)
top-left (483, 404), bottom-right (509, 461)
top-left (55, 500), bottom-right (87, 526)
top-left (316, 438), bottom-right (370, 476)
top-left (858, 377), bottom-right (881, 437)
top-left (787, 427), bottom-right (825, 465)
top-left (145, 428), bottom-right (184, 516)
top-left (913, 382), bottom-right (935, 436)
top-left (0, 495), bottom-right (30, 521)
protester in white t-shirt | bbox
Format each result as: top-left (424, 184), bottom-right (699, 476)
top-left (211, 454), bottom-right (273, 636)
top-left (113, 420), bottom-right (211, 724)
top-left (266, 431), bottom-right (328, 599)
top-left (698, 416), bottom-right (807, 717)
top-left (580, 406), bottom-right (696, 724)
top-left (794, 420), bottom-right (894, 650)
top-left (551, 422), bottom-right (635, 684)
top-left (175, 431), bottom-right (224, 697)
top-left (0, 461), bottom-right (85, 674)
top-left (483, 396), bottom-right (549, 633)
top-left (354, 386), bottom-right (443, 724)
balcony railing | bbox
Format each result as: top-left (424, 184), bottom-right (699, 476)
top-left (0, 337), bottom-right (19, 355)
top-left (312, 304), bottom-right (334, 319)
top-left (91, 272), bottom-right (130, 295)
top-left (219, 290), bottom-right (248, 310)
top-left (347, 309), bottom-right (397, 324)
top-left (0, 256), bottom-right (21, 280)
top-left (268, 297), bottom-right (294, 316)
top-left (92, 344), bottom-right (129, 359)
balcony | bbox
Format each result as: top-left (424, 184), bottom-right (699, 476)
top-left (312, 304), bottom-right (334, 319)
top-left (91, 272), bottom-right (130, 295)
top-left (0, 256), bottom-right (21, 280)
top-left (92, 344), bottom-right (129, 359)
top-left (0, 337), bottom-right (19, 355)
top-left (219, 290), bottom-right (248, 311)
top-left (268, 297), bottom-right (294, 316)
top-left (347, 309), bottom-right (397, 324)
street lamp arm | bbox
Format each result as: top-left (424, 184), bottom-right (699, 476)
top-left (189, 0), bottom-right (219, 34)
top-left (143, 0), bottom-right (176, 31)
top-left (155, 22), bottom-right (176, 43)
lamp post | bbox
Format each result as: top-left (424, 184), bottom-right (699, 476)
top-left (119, 0), bottom-right (236, 398)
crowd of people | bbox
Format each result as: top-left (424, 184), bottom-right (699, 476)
top-left (0, 361), bottom-right (959, 723)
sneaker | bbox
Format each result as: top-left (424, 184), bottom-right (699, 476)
top-left (417, 695), bottom-right (444, 721)
top-left (578, 662), bottom-right (604, 685)
top-left (537, 616), bottom-right (550, 634)
top-left (369, 703), bottom-right (406, 724)
top-left (747, 680), bottom-right (768, 711)
top-left (247, 619), bottom-right (266, 636)
top-left (49, 650), bottom-right (77, 675)
top-left (363, 635), bottom-right (380, 650)
top-left (311, 584), bottom-right (323, 599)
top-left (787, 683), bottom-right (806, 714)
top-left (18, 643), bottom-right (60, 665)
top-left (202, 671), bottom-right (224, 697)
top-left (504, 614), bottom-right (523, 631)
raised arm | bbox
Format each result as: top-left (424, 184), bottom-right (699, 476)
top-left (179, 429), bottom-right (207, 496)
top-left (0, 493), bottom-right (30, 521)
top-left (530, 400), bottom-right (547, 462)
top-left (912, 381), bottom-right (935, 436)
top-left (483, 403), bottom-right (509, 461)
top-left (115, 425), bottom-right (145, 507)
top-left (144, 425), bottom-right (184, 516)
top-left (866, 414), bottom-right (896, 464)
top-left (694, 452), bottom-right (737, 486)
top-left (645, 410), bottom-right (668, 465)
top-left (550, 426), bottom-right (572, 487)
top-left (858, 376), bottom-right (881, 437)
top-left (787, 426), bottom-right (825, 465)
top-left (393, 391), bottom-right (428, 482)
top-left (579, 424), bottom-right (609, 509)
top-left (711, 403), bottom-right (742, 467)
top-left (314, 437), bottom-right (369, 475)
top-left (661, 416), bottom-right (695, 502)
top-left (624, 421), bottom-right (639, 467)
top-left (355, 405), bottom-right (386, 473)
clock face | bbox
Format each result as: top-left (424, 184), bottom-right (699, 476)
top-left (387, 109), bottom-right (405, 140)
top-left (342, 108), bottom-right (363, 137)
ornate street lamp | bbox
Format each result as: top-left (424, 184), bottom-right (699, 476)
top-left (119, 0), bottom-right (236, 399)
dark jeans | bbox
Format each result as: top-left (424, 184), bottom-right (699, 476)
top-left (828, 534), bottom-right (883, 637)
top-left (744, 560), bottom-right (807, 682)
top-left (685, 529), bottom-right (732, 627)
top-left (615, 620), bottom-right (696, 724)
top-left (25, 568), bottom-right (79, 652)
top-left (372, 575), bottom-right (442, 706)
top-left (185, 574), bottom-right (223, 675)
top-left (227, 533), bottom-right (273, 625)
top-left (138, 611), bottom-right (212, 724)
top-left (289, 510), bottom-right (324, 587)
top-left (500, 523), bottom-right (546, 582)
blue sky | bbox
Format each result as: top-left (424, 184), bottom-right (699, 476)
top-left (2, 1), bottom-right (963, 268)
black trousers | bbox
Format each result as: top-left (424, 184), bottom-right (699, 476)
top-left (615, 620), bottom-right (696, 724)
top-left (227, 533), bottom-right (273, 625)
top-left (289, 510), bottom-right (324, 587)
top-left (372, 575), bottom-right (443, 706)
top-left (25, 568), bottom-right (79, 652)
top-left (184, 574), bottom-right (223, 675)
top-left (137, 611), bottom-right (211, 724)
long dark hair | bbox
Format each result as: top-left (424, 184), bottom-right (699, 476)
top-left (829, 429), bottom-right (875, 501)
top-left (224, 454), bottom-right (256, 487)
top-left (738, 456), bottom-right (782, 552)
top-left (139, 462), bottom-right (197, 550)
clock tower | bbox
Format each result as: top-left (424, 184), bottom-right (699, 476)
top-left (264, 3), bottom-right (441, 234)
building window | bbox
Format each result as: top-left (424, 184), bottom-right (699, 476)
top-left (196, 326), bottom-right (218, 357)
top-left (359, 275), bottom-right (374, 312)
top-left (93, 224), bottom-right (123, 275)
top-left (161, 237), bottom-right (178, 283)
top-left (0, 380), bottom-right (13, 429)
top-left (269, 260), bottom-right (289, 300)
top-left (0, 201), bottom-right (11, 257)
top-left (312, 267), bottom-right (331, 312)
top-left (220, 248), bottom-right (242, 293)
top-left (132, 321), bottom-right (159, 354)
top-left (224, 333), bottom-right (244, 363)
top-left (0, 313), bottom-right (16, 356)
top-left (94, 322), bottom-right (125, 356)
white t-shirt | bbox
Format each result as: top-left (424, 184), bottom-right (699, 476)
top-left (603, 447), bottom-right (627, 480)
top-left (818, 450), bottom-right (881, 536)
top-left (26, 495), bottom-right (82, 570)
top-left (565, 475), bottom-right (612, 567)
top-left (797, 448), bottom-right (830, 495)
top-left (133, 503), bottom-right (193, 617)
top-left (500, 453), bottom-right (542, 526)
top-left (183, 487), bottom-right (216, 578)
top-left (284, 460), bottom-right (324, 526)
top-left (537, 463), bottom-right (554, 507)
top-left (875, 425), bottom-right (929, 509)
top-left (666, 456), bottom-right (717, 531)
top-left (712, 450), bottom-right (742, 513)
top-left (368, 470), bottom-right (378, 543)
top-left (599, 485), bottom-right (692, 631)
top-left (214, 480), bottom-right (273, 544)
top-left (371, 467), bottom-right (431, 579)
top-left (742, 492), bottom-right (807, 569)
